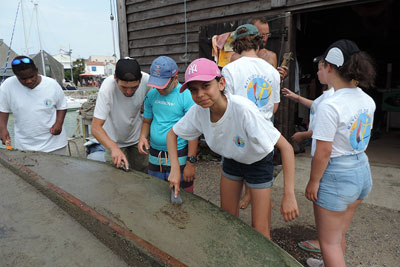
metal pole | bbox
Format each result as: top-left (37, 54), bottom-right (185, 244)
top-left (110, 0), bottom-right (116, 59)
top-left (34, 3), bottom-right (46, 76)
top-left (69, 44), bottom-right (74, 84)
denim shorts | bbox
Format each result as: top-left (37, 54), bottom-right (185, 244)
top-left (222, 152), bottom-right (274, 189)
top-left (316, 152), bottom-right (372, 212)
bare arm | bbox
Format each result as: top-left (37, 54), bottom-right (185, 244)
top-left (292, 130), bottom-right (313, 144)
top-left (305, 140), bottom-right (332, 202)
top-left (50, 109), bottom-right (67, 135)
top-left (0, 112), bottom-right (10, 144)
top-left (281, 88), bottom-right (313, 109)
top-left (273, 103), bottom-right (279, 114)
top-left (138, 118), bottom-right (152, 154)
top-left (183, 137), bottom-right (198, 182)
top-left (275, 135), bottom-right (299, 222)
top-left (167, 129), bottom-right (181, 198)
top-left (91, 117), bottom-right (129, 169)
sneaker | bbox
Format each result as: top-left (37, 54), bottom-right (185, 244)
top-left (306, 258), bottom-right (325, 267)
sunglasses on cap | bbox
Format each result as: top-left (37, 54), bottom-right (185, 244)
top-left (12, 58), bottom-right (32, 65)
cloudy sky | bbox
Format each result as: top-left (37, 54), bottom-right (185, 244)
top-left (1, 0), bottom-right (120, 59)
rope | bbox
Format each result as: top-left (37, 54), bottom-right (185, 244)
top-left (1, 1), bottom-right (21, 84)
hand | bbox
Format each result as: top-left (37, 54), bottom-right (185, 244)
top-left (50, 122), bottom-right (63, 135)
top-left (183, 162), bottom-right (195, 182)
top-left (281, 88), bottom-right (299, 102)
top-left (137, 137), bottom-right (149, 155)
top-left (168, 167), bottom-right (181, 198)
top-left (277, 66), bottom-right (288, 80)
top-left (0, 129), bottom-right (11, 145)
top-left (305, 180), bottom-right (320, 202)
top-left (111, 146), bottom-right (129, 170)
top-left (291, 132), bottom-right (305, 144)
top-left (280, 193), bottom-right (299, 222)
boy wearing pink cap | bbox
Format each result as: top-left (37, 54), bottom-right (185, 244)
top-left (138, 56), bottom-right (197, 192)
top-left (167, 58), bottom-right (299, 239)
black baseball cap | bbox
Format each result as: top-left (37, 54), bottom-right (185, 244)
top-left (115, 57), bottom-right (142, 81)
top-left (313, 39), bottom-right (360, 67)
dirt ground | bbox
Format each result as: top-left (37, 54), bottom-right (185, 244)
top-left (193, 159), bottom-right (400, 267)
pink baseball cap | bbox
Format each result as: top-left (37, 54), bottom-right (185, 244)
top-left (180, 58), bottom-right (221, 93)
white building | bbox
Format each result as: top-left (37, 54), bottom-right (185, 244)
top-left (53, 53), bottom-right (77, 70)
top-left (104, 62), bottom-right (116, 76)
top-left (88, 55), bottom-right (117, 64)
top-left (85, 61), bottom-right (105, 76)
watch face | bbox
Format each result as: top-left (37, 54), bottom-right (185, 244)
top-left (188, 156), bottom-right (197, 163)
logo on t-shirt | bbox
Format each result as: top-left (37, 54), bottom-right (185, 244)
top-left (245, 75), bottom-right (272, 107)
top-left (349, 112), bottom-right (372, 151)
top-left (233, 135), bottom-right (245, 147)
top-left (44, 99), bottom-right (52, 107)
top-left (310, 106), bottom-right (315, 115)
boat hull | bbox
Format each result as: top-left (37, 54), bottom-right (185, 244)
top-left (0, 150), bottom-right (301, 266)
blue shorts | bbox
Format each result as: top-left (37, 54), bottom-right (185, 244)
top-left (316, 152), bottom-right (372, 212)
top-left (222, 152), bottom-right (274, 189)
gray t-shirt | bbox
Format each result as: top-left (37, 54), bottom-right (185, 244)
top-left (93, 73), bottom-right (150, 147)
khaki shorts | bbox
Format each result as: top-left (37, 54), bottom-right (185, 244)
top-left (105, 143), bottom-right (148, 173)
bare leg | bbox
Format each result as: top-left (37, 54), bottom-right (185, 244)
top-left (340, 200), bottom-right (362, 253)
top-left (239, 183), bottom-right (251, 209)
top-left (314, 200), bottom-right (362, 267)
top-left (249, 187), bottom-right (272, 239)
top-left (220, 174), bottom-right (243, 217)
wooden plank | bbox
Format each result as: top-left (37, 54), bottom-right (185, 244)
top-left (127, 0), bottom-right (252, 21)
top-left (128, 22), bottom-right (201, 40)
top-left (133, 55), bottom-right (197, 65)
top-left (126, 1), bottom-right (272, 30)
top-left (126, 0), bottom-right (194, 14)
top-left (116, 0), bottom-right (129, 58)
top-left (129, 33), bottom-right (198, 48)
top-left (272, 0), bottom-right (287, 8)
top-left (129, 43), bottom-right (198, 58)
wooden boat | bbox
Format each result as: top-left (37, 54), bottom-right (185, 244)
top-left (0, 150), bottom-right (301, 266)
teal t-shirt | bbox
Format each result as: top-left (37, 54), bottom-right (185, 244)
top-left (143, 83), bottom-right (194, 151)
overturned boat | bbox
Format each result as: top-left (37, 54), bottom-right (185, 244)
top-left (0, 150), bottom-right (301, 266)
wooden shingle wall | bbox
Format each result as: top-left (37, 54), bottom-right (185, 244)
top-left (119, 0), bottom-right (362, 77)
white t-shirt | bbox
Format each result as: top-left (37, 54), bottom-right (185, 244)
top-left (222, 57), bottom-right (280, 121)
top-left (173, 93), bottom-right (281, 164)
top-left (93, 74), bottom-right (151, 147)
top-left (309, 87), bottom-right (334, 156)
top-left (312, 88), bottom-right (375, 157)
top-left (0, 75), bottom-right (67, 152)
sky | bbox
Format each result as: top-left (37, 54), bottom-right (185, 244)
top-left (1, 0), bottom-right (120, 59)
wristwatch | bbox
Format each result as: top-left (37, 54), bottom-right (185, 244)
top-left (187, 156), bottom-right (197, 163)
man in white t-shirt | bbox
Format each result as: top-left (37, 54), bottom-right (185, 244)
top-left (92, 58), bottom-right (151, 172)
top-left (0, 56), bottom-right (67, 154)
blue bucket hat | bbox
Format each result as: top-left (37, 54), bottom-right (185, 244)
top-left (148, 56), bottom-right (178, 89)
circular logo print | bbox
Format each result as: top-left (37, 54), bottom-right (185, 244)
top-left (349, 113), bottom-right (372, 151)
top-left (247, 78), bottom-right (271, 107)
top-left (233, 136), bottom-right (245, 147)
top-left (44, 99), bottom-right (52, 107)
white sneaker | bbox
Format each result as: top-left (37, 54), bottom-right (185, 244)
top-left (306, 258), bottom-right (325, 267)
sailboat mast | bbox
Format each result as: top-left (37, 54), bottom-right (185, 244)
top-left (110, 0), bottom-right (116, 60)
top-left (21, 0), bottom-right (29, 55)
top-left (34, 2), bottom-right (46, 76)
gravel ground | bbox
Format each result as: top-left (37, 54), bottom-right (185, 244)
top-left (193, 159), bottom-right (400, 267)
